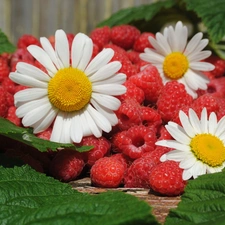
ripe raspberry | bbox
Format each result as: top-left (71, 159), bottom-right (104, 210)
top-left (79, 136), bottom-right (111, 167)
top-left (90, 157), bottom-right (125, 188)
top-left (14, 85), bottom-right (27, 93)
top-left (216, 97), bottom-right (225, 120)
top-left (1, 77), bottom-right (16, 94)
top-left (17, 34), bottom-right (41, 49)
top-left (205, 55), bottom-right (225, 78)
top-left (129, 65), bottom-right (163, 103)
top-left (157, 125), bottom-right (172, 141)
top-left (118, 81), bottom-right (145, 104)
top-left (92, 43), bottom-right (99, 59)
top-left (6, 106), bottom-right (21, 126)
top-left (191, 94), bottom-right (219, 118)
top-left (0, 56), bottom-right (10, 82)
top-left (156, 81), bottom-right (193, 122)
top-left (124, 154), bottom-right (158, 188)
top-left (104, 43), bottom-right (128, 56)
top-left (112, 125), bottom-right (157, 159)
top-left (90, 26), bottom-right (111, 50)
top-left (5, 91), bottom-right (14, 107)
top-left (36, 127), bottom-right (52, 140)
top-left (140, 106), bottom-right (162, 129)
top-left (115, 98), bottom-right (142, 130)
top-left (148, 161), bottom-right (187, 196)
top-left (111, 25), bottom-right (140, 50)
top-left (110, 153), bottom-right (131, 170)
top-left (0, 87), bottom-right (8, 117)
top-left (49, 149), bottom-right (85, 182)
top-left (133, 32), bottom-right (155, 52)
top-left (126, 51), bottom-right (141, 64)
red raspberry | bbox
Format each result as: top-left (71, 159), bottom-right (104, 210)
top-left (90, 26), bottom-right (111, 50)
top-left (148, 161), bottom-right (187, 196)
top-left (49, 149), bottom-right (85, 182)
top-left (111, 25), bottom-right (140, 50)
top-left (147, 146), bottom-right (172, 164)
top-left (92, 43), bottom-right (99, 59)
top-left (80, 136), bottom-right (111, 167)
top-left (140, 106), bottom-right (162, 129)
top-left (110, 153), bottom-right (131, 170)
top-left (5, 91), bottom-right (14, 107)
top-left (0, 57), bottom-right (10, 82)
top-left (129, 65), bottom-right (164, 103)
top-left (14, 85), bottom-right (27, 93)
top-left (156, 81), bottom-right (193, 123)
top-left (205, 55), bottom-right (225, 78)
top-left (157, 125), bottom-right (172, 141)
top-left (124, 154), bottom-right (158, 188)
top-left (6, 106), bottom-right (21, 126)
top-left (118, 81), bottom-right (145, 104)
top-left (216, 98), bottom-right (225, 120)
top-left (115, 98), bottom-right (142, 130)
top-left (0, 87), bottom-right (8, 117)
top-left (90, 157), bottom-right (125, 188)
top-left (17, 34), bottom-right (41, 49)
top-left (112, 125), bottom-right (156, 159)
top-left (133, 32), bottom-right (155, 52)
top-left (191, 94), bottom-right (219, 118)
top-left (36, 127), bottom-right (53, 140)
top-left (126, 51), bottom-right (141, 64)
top-left (1, 77), bottom-right (16, 94)
top-left (104, 43), bottom-right (128, 56)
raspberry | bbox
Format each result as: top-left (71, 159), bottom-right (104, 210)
top-left (133, 32), bottom-right (155, 52)
top-left (0, 56), bottom-right (10, 82)
top-left (5, 91), bottom-right (14, 107)
top-left (17, 34), bottom-right (41, 49)
top-left (156, 81), bottom-right (193, 122)
top-left (216, 98), bottom-right (225, 120)
top-left (1, 77), bottom-right (16, 94)
top-left (148, 161), bottom-right (187, 196)
top-left (124, 154), bottom-right (158, 188)
top-left (157, 125), bottom-right (172, 141)
top-left (140, 106), bottom-right (162, 129)
top-left (115, 98), bottom-right (142, 130)
top-left (49, 149), bottom-right (85, 182)
top-left (6, 106), bottom-right (21, 126)
top-left (110, 153), bottom-right (131, 170)
top-left (104, 43), bottom-right (128, 56)
top-left (36, 127), bottom-right (52, 140)
top-left (14, 85), bottom-right (27, 93)
top-left (191, 94), bottom-right (219, 118)
top-left (118, 81), bottom-right (145, 104)
top-left (90, 157), bottom-right (125, 188)
top-left (92, 43), bottom-right (99, 59)
top-left (112, 125), bottom-right (156, 159)
top-left (111, 25), bottom-right (140, 50)
top-left (126, 51), bottom-right (141, 64)
top-left (80, 136), bottom-right (111, 167)
top-left (129, 65), bottom-right (163, 103)
top-left (90, 26), bottom-right (111, 50)
top-left (0, 87), bottom-right (8, 117)
top-left (205, 55), bottom-right (225, 78)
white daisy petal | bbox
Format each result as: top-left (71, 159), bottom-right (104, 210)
top-left (85, 48), bottom-right (114, 76)
top-left (86, 104), bottom-right (112, 133)
top-left (188, 50), bottom-right (211, 62)
top-left (140, 50), bottom-right (164, 64)
top-left (79, 109), bottom-right (93, 137)
top-left (70, 112), bottom-right (83, 143)
top-left (184, 32), bottom-right (203, 56)
top-left (89, 61), bottom-right (122, 82)
top-left (189, 108), bottom-right (202, 134)
top-left (178, 77), bottom-right (198, 98)
top-left (190, 61), bottom-right (215, 71)
top-left (215, 116), bottom-right (225, 138)
top-left (27, 45), bottom-right (57, 74)
top-left (40, 37), bottom-right (62, 69)
top-left (16, 62), bottom-right (50, 81)
top-left (179, 110), bottom-right (196, 137)
top-left (92, 84), bottom-right (126, 96)
top-left (93, 73), bottom-right (126, 85)
top-left (182, 169), bottom-right (193, 180)
top-left (163, 150), bottom-right (188, 161)
top-left (179, 154), bottom-right (197, 169)
top-left (92, 93), bottom-right (121, 110)
top-left (55, 29), bottom-right (70, 68)
top-left (151, 33), bottom-right (171, 55)
top-left (208, 112), bottom-right (217, 134)
top-left (156, 139), bottom-right (190, 151)
top-left (200, 107), bottom-right (208, 133)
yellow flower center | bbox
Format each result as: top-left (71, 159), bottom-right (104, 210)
top-left (48, 67), bottom-right (92, 112)
top-left (163, 52), bottom-right (189, 79)
top-left (190, 133), bottom-right (225, 167)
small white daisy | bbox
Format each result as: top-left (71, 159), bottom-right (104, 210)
top-left (156, 108), bottom-right (225, 180)
top-left (140, 21), bottom-right (215, 98)
top-left (9, 30), bottom-right (127, 143)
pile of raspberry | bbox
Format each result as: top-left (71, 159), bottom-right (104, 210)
top-left (1, 25), bottom-right (225, 197)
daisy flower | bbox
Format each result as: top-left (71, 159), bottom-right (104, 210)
top-left (156, 108), bottom-right (225, 180)
top-left (140, 21), bottom-right (215, 98)
top-left (9, 30), bottom-right (127, 143)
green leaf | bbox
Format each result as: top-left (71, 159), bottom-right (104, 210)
top-left (97, 0), bottom-right (177, 29)
top-left (0, 117), bottom-right (92, 152)
top-left (0, 29), bottom-right (16, 54)
top-left (0, 165), bottom-right (159, 225)
top-left (165, 171), bottom-right (225, 225)
top-left (183, 0), bottom-right (225, 43)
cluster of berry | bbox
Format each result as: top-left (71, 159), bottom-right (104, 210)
top-left (1, 25), bottom-right (225, 196)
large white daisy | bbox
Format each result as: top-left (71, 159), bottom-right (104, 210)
top-left (140, 21), bottom-right (215, 98)
top-left (9, 30), bottom-right (127, 143)
top-left (156, 108), bottom-right (225, 180)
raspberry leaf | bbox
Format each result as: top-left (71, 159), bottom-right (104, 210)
top-left (0, 165), bottom-right (159, 225)
top-left (165, 171), bottom-right (225, 225)
top-left (0, 117), bottom-right (92, 152)
top-left (184, 0), bottom-right (225, 44)
top-left (0, 29), bottom-right (16, 54)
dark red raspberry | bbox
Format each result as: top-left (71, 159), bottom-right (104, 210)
top-left (17, 34), bottom-right (41, 49)
top-left (133, 32), bottom-right (155, 52)
top-left (0, 56), bottom-right (10, 82)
